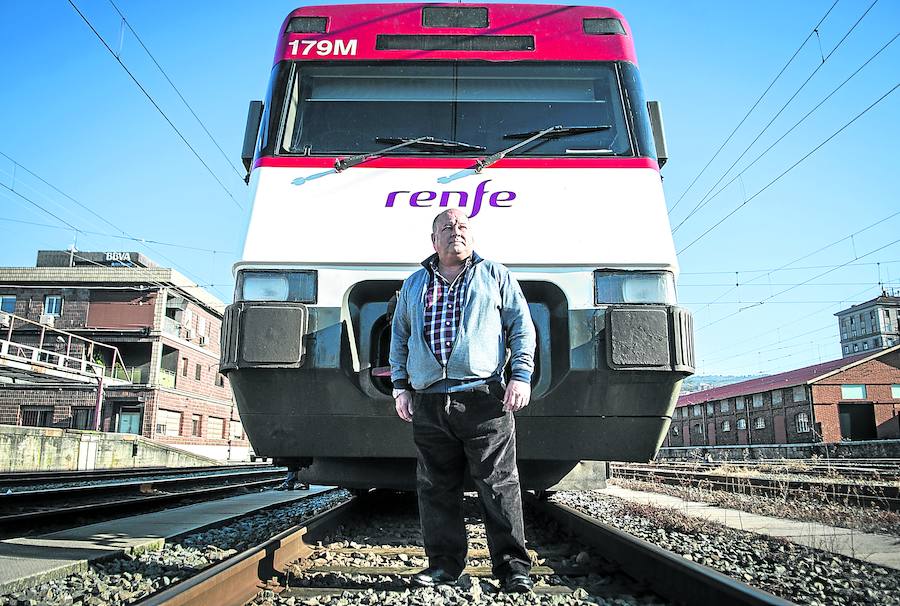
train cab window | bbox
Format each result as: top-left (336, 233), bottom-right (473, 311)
top-left (279, 62), bottom-right (636, 158)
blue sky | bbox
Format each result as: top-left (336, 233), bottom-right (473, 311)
top-left (1, 0), bottom-right (898, 376)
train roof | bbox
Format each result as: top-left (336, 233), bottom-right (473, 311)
top-left (275, 3), bottom-right (638, 64)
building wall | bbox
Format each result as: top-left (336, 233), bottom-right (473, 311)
top-left (666, 351), bottom-right (900, 448)
top-left (811, 350), bottom-right (900, 441)
top-left (0, 385), bottom-right (97, 427)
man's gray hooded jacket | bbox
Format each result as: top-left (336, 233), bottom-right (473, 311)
top-left (390, 252), bottom-right (536, 391)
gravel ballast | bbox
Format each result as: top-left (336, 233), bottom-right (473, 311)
top-left (552, 490), bottom-right (900, 606)
top-left (612, 477), bottom-right (900, 537)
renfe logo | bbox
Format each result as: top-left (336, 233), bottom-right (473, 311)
top-left (385, 179), bottom-right (515, 218)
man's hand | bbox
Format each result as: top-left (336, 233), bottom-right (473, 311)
top-left (395, 390), bottom-right (413, 422)
top-left (502, 380), bottom-right (531, 412)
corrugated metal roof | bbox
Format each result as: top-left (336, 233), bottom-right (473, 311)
top-left (676, 347), bottom-right (899, 407)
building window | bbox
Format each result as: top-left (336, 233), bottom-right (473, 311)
top-left (43, 295), bottom-right (63, 316)
top-left (195, 363), bottom-right (202, 381)
top-left (721, 420), bottom-right (731, 432)
top-left (853, 343), bottom-right (859, 352)
top-left (843, 346), bottom-right (849, 354)
top-left (215, 374), bottom-right (225, 387)
top-left (752, 393), bottom-right (763, 408)
top-left (230, 420), bottom-right (244, 440)
top-left (772, 390), bottom-right (782, 406)
top-left (892, 385), bottom-right (900, 399)
top-left (693, 424), bottom-right (703, 436)
top-left (744, 395), bottom-right (753, 409)
top-left (735, 397), bottom-right (745, 411)
top-left (21, 407), bottom-right (53, 427)
top-left (792, 386), bottom-right (806, 402)
top-left (672, 426), bottom-right (679, 436)
top-left (720, 399), bottom-right (730, 413)
top-left (155, 409), bottom-right (182, 436)
top-left (0, 295), bottom-right (15, 313)
top-left (796, 412), bottom-right (811, 433)
top-left (191, 414), bottom-right (202, 437)
top-left (863, 342), bottom-right (869, 351)
top-left (181, 357), bottom-right (189, 377)
top-left (736, 418), bottom-right (747, 430)
top-left (706, 402), bottom-right (715, 415)
top-left (70, 407), bottom-right (94, 430)
top-left (208, 416), bottom-right (225, 439)
top-left (841, 384), bottom-right (867, 400)
top-left (692, 405), bottom-right (702, 417)
top-left (753, 417), bottom-right (766, 430)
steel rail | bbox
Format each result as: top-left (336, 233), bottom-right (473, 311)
top-left (528, 497), bottom-right (795, 606)
top-left (135, 494), bottom-right (360, 606)
top-left (0, 469), bottom-right (285, 507)
top-left (612, 466), bottom-right (900, 510)
top-left (0, 464), bottom-right (274, 489)
top-left (0, 474), bottom-right (285, 527)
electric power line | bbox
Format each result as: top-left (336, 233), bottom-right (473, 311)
top-left (106, 0), bottom-right (246, 182)
top-left (667, 0), bottom-right (841, 216)
top-left (66, 0), bottom-right (244, 211)
top-left (0, 215), bottom-right (235, 255)
top-left (0, 162), bottom-right (231, 299)
top-left (673, 28), bottom-right (898, 233)
top-left (677, 82), bottom-right (899, 255)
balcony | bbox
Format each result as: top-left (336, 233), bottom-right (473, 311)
top-left (158, 368), bottom-right (176, 388)
top-left (162, 316), bottom-right (182, 337)
top-left (104, 364), bottom-right (150, 385)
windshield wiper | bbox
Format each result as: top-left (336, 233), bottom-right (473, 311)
top-left (334, 136), bottom-right (485, 172)
top-left (474, 125), bottom-right (611, 173)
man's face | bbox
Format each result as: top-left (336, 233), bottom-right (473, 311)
top-left (431, 210), bottom-right (473, 263)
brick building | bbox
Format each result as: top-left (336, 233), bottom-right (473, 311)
top-left (664, 345), bottom-right (900, 447)
top-left (0, 251), bottom-right (250, 461)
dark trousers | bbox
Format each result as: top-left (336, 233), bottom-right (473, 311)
top-left (412, 388), bottom-right (530, 578)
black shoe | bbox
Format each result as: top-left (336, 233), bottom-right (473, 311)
top-left (412, 567), bottom-right (459, 587)
top-left (501, 572), bottom-right (534, 593)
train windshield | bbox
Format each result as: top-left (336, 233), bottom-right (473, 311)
top-left (278, 62), bottom-right (636, 157)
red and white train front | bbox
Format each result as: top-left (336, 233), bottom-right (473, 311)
top-left (220, 4), bottom-right (694, 490)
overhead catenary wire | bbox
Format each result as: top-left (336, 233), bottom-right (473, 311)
top-left (695, 234), bottom-right (900, 331)
top-left (682, 259), bottom-right (900, 275)
top-left (677, 82), bottom-right (899, 255)
top-left (666, 0), bottom-right (841, 216)
top-left (0, 160), bottom-right (231, 300)
top-left (65, 0), bottom-right (245, 211)
top-left (105, 0), bottom-right (246, 182)
top-left (0, 215), bottom-right (235, 255)
top-left (682, 208), bottom-right (900, 313)
top-left (673, 28), bottom-right (898, 234)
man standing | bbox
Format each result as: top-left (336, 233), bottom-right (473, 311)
top-left (390, 208), bottom-right (536, 593)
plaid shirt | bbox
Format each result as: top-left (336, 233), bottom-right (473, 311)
top-left (424, 258), bottom-right (473, 366)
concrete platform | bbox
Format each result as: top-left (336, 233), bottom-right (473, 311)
top-left (602, 485), bottom-right (900, 570)
top-left (0, 485), bottom-right (333, 594)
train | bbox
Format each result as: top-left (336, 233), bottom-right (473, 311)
top-left (219, 3), bottom-right (694, 491)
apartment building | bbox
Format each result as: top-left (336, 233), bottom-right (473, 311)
top-left (0, 250), bottom-right (249, 461)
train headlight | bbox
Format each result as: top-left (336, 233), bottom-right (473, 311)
top-left (594, 271), bottom-right (676, 305)
top-left (239, 270), bottom-right (317, 303)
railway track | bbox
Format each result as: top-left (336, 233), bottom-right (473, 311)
top-left (650, 458), bottom-right (900, 482)
top-left (612, 463), bottom-right (900, 511)
top-left (0, 464), bottom-right (273, 490)
top-left (0, 467), bottom-right (286, 529)
top-left (137, 491), bottom-right (791, 606)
